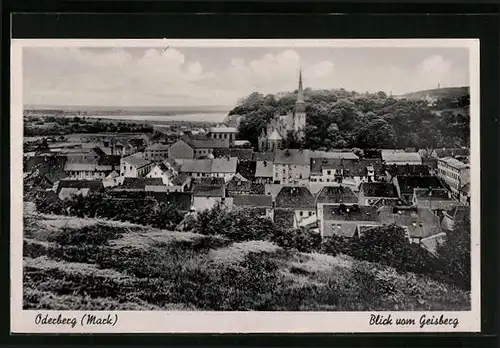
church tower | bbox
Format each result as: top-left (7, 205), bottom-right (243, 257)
top-left (293, 70), bottom-right (306, 141)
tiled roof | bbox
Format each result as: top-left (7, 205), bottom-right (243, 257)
top-left (193, 177), bottom-right (225, 186)
top-left (230, 148), bottom-right (254, 161)
top-left (212, 148), bottom-right (231, 158)
top-left (378, 206), bottom-right (442, 239)
top-left (122, 154), bottom-right (151, 168)
top-left (146, 143), bottom-right (170, 151)
top-left (211, 158), bottom-right (237, 173)
top-left (253, 152), bottom-right (275, 161)
top-left (386, 164), bottom-right (430, 176)
top-left (414, 188), bottom-right (450, 199)
top-left (64, 163), bottom-right (113, 172)
top-left (360, 183), bottom-right (398, 198)
top-left (395, 175), bottom-right (444, 195)
top-left (255, 161), bottom-right (273, 178)
top-left (192, 185), bottom-right (225, 197)
top-left (189, 138), bottom-right (230, 149)
top-left (309, 151), bottom-right (358, 160)
top-left (121, 177), bottom-right (163, 190)
top-left (316, 186), bottom-right (358, 204)
top-left (323, 205), bottom-right (379, 222)
top-left (233, 194), bottom-right (273, 208)
top-left (382, 152), bottom-right (422, 163)
top-left (265, 184), bottom-right (285, 201)
top-left (439, 157), bottom-right (469, 170)
top-left (179, 159), bottom-right (212, 173)
top-left (275, 186), bottom-right (315, 209)
top-left (274, 149), bottom-right (310, 165)
top-left (57, 179), bottom-right (103, 194)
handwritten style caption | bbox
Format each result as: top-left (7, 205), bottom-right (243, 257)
top-left (35, 313), bottom-right (118, 328)
top-left (369, 313), bottom-right (459, 329)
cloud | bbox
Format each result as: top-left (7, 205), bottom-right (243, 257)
top-left (22, 47), bottom-right (467, 107)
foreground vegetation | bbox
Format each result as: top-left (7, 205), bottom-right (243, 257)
top-left (24, 199), bottom-right (471, 311)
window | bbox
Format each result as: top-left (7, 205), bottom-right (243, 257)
top-left (308, 211), bottom-right (312, 216)
top-left (299, 211), bottom-right (303, 217)
top-left (327, 170), bottom-right (331, 175)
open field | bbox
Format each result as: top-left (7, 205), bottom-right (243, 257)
top-left (23, 204), bottom-right (471, 311)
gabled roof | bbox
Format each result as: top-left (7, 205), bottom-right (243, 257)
top-left (360, 183), bottom-right (398, 198)
top-left (460, 183), bottom-right (470, 195)
top-left (255, 161), bottom-right (273, 178)
top-left (323, 205), bottom-right (379, 222)
top-left (275, 186), bottom-right (315, 209)
top-left (438, 157), bottom-right (469, 170)
top-left (211, 158), bottom-right (237, 173)
top-left (268, 129), bottom-right (283, 141)
top-left (171, 173), bottom-right (191, 186)
top-left (316, 186), bottom-right (358, 204)
top-left (121, 154), bottom-right (152, 168)
top-left (106, 170), bottom-right (120, 179)
top-left (395, 175), bottom-right (444, 195)
top-left (146, 143), bottom-right (170, 151)
top-left (233, 194), bottom-right (273, 208)
top-left (274, 149), bottom-right (310, 165)
top-left (236, 160), bottom-right (257, 180)
top-left (188, 138), bottom-right (230, 149)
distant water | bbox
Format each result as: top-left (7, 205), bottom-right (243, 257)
top-left (84, 113), bottom-right (229, 124)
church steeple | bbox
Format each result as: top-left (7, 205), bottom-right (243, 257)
top-left (297, 69), bottom-right (304, 104)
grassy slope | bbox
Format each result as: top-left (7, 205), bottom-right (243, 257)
top-left (398, 86), bottom-right (469, 100)
top-left (23, 205), bottom-right (470, 311)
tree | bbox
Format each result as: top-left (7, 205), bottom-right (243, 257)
top-left (356, 118), bottom-right (397, 148)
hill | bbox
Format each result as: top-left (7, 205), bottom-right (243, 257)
top-left (397, 86), bottom-right (469, 100)
top-left (23, 204), bottom-right (470, 311)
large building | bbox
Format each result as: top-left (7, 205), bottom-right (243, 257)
top-left (437, 157), bottom-right (470, 197)
top-left (258, 70), bottom-right (307, 151)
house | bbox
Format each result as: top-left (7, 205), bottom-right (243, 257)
top-left (378, 206), bottom-right (442, 244)
top-left (56, 179), bottom-right (104, 201)
top-left (385, 164), bottom-right (431, 182)
top-left (191, 177), bottom-right (227, 212)
top-left (441, 205), bottom-right (469, 232)
top-left (209, 126), bottom-right (237, 146)
top-left (232, 194), bottom-right (274, 219)
top-left (188, 138), bottom-right (230, 158)
top-left (393, 175), bottom-right (445, 204)
top-left (310, 158), bottom-right (383, 188)
top-left (437, 157), bottom-right (470, 197)
top-left (144, 143), bottom-right (170, 162)
top-left (103, 170), bottom-right (120, 188)
top-left (315, 186), bottom-right (359, 225)
top-left (146, 162), bottom-right (178, 185)
top-left (226, 174), bottom-right (265, 197)
top-left (179, 159), bottom-right (213, 179)
top-left (412, 188), bottom-right (462, 213)
top-left (459, 183), bottom-right (470, 206)
top-left (64, 158), bottom-right (117, 181)
top-left (120, 154), bottom-right (154, 181)
top-left (275, 186), bottom-right (316, 226)
top-left (358, 182), bottom-right (399, 206)
top-left (273, 149), bottom-right (310, 185)
top-left (145, 174), bottom-right (192, 193)
top-left (168, 140), bottom-right (194, 159)
top-left (431, 148), bottom-right (470, 159)
top-left (320, 204), bottom-right (379, 238)
top-left (210, 157), bottom-right (238, 182)
top-left (255, 160), bottom-right (273, 184)
top-left (382, 151), bottom-right (422, 165)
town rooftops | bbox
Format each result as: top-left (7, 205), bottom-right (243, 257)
top-left (210, 126), bottom-right (237, 133)
top-left (179, 159), bottom-right (213, 173)
top-left (316, 186), bottom-right (358, 204)
top-left (229, 148), bottom-right (254, 161)
top-left (382, 152), bottom-right (422, 164)
top-left (274, 149), bottom-right (310, 165)
top-left (445, 205), bottom-right (469, 222)
top-left (253, 152), bottom-right (275, 161)
top-left (121, 154), bottom-right (152, 168)
top-left (64, 163), bottom-right (114, 172)
top-left (309, 150), bottom-right (358, 160)
top-left (275, 186), bottom-right (315, 209)
top-left (211, 157), bottom-right (238, 173)
top-left (191, 183), bottom-right (225, 197)
top-left (413, 188), bottom-right (461, 211)
top-left (171, 173), bottom-right (191, 186)
top-left (323, 204), bottom-right (379, 222)
top-left (360, 182), bottom-right (398, 198)
top-left (233, 194), bottom-right (273, 208)
top-left (188, 138), bottom-right (230, 149)
top-left (395, 175), bottom-right (444, 194)
top-left (438, 157), bottom-right (469, 170)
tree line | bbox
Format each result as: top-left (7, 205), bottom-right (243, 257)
top-left (232, 89), bottom-right (470, 151)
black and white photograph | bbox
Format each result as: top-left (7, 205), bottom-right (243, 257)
top-left (11, 39), bottom-right (480, 333)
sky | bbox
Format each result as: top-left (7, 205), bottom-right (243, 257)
top-left (22, 45), bottom-right (470, 108)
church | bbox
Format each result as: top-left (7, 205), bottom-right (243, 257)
top-left (258, 70), bottom-right (307, 152)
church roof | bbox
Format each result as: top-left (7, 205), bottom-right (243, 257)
top-left (268, 129), bottom-right (283, 140)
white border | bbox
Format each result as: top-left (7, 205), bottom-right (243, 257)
top-left (11, 39), bottom-right (480, 333)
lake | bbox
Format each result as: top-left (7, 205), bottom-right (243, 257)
top-left (84, 112), bottom-right (229, 124)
